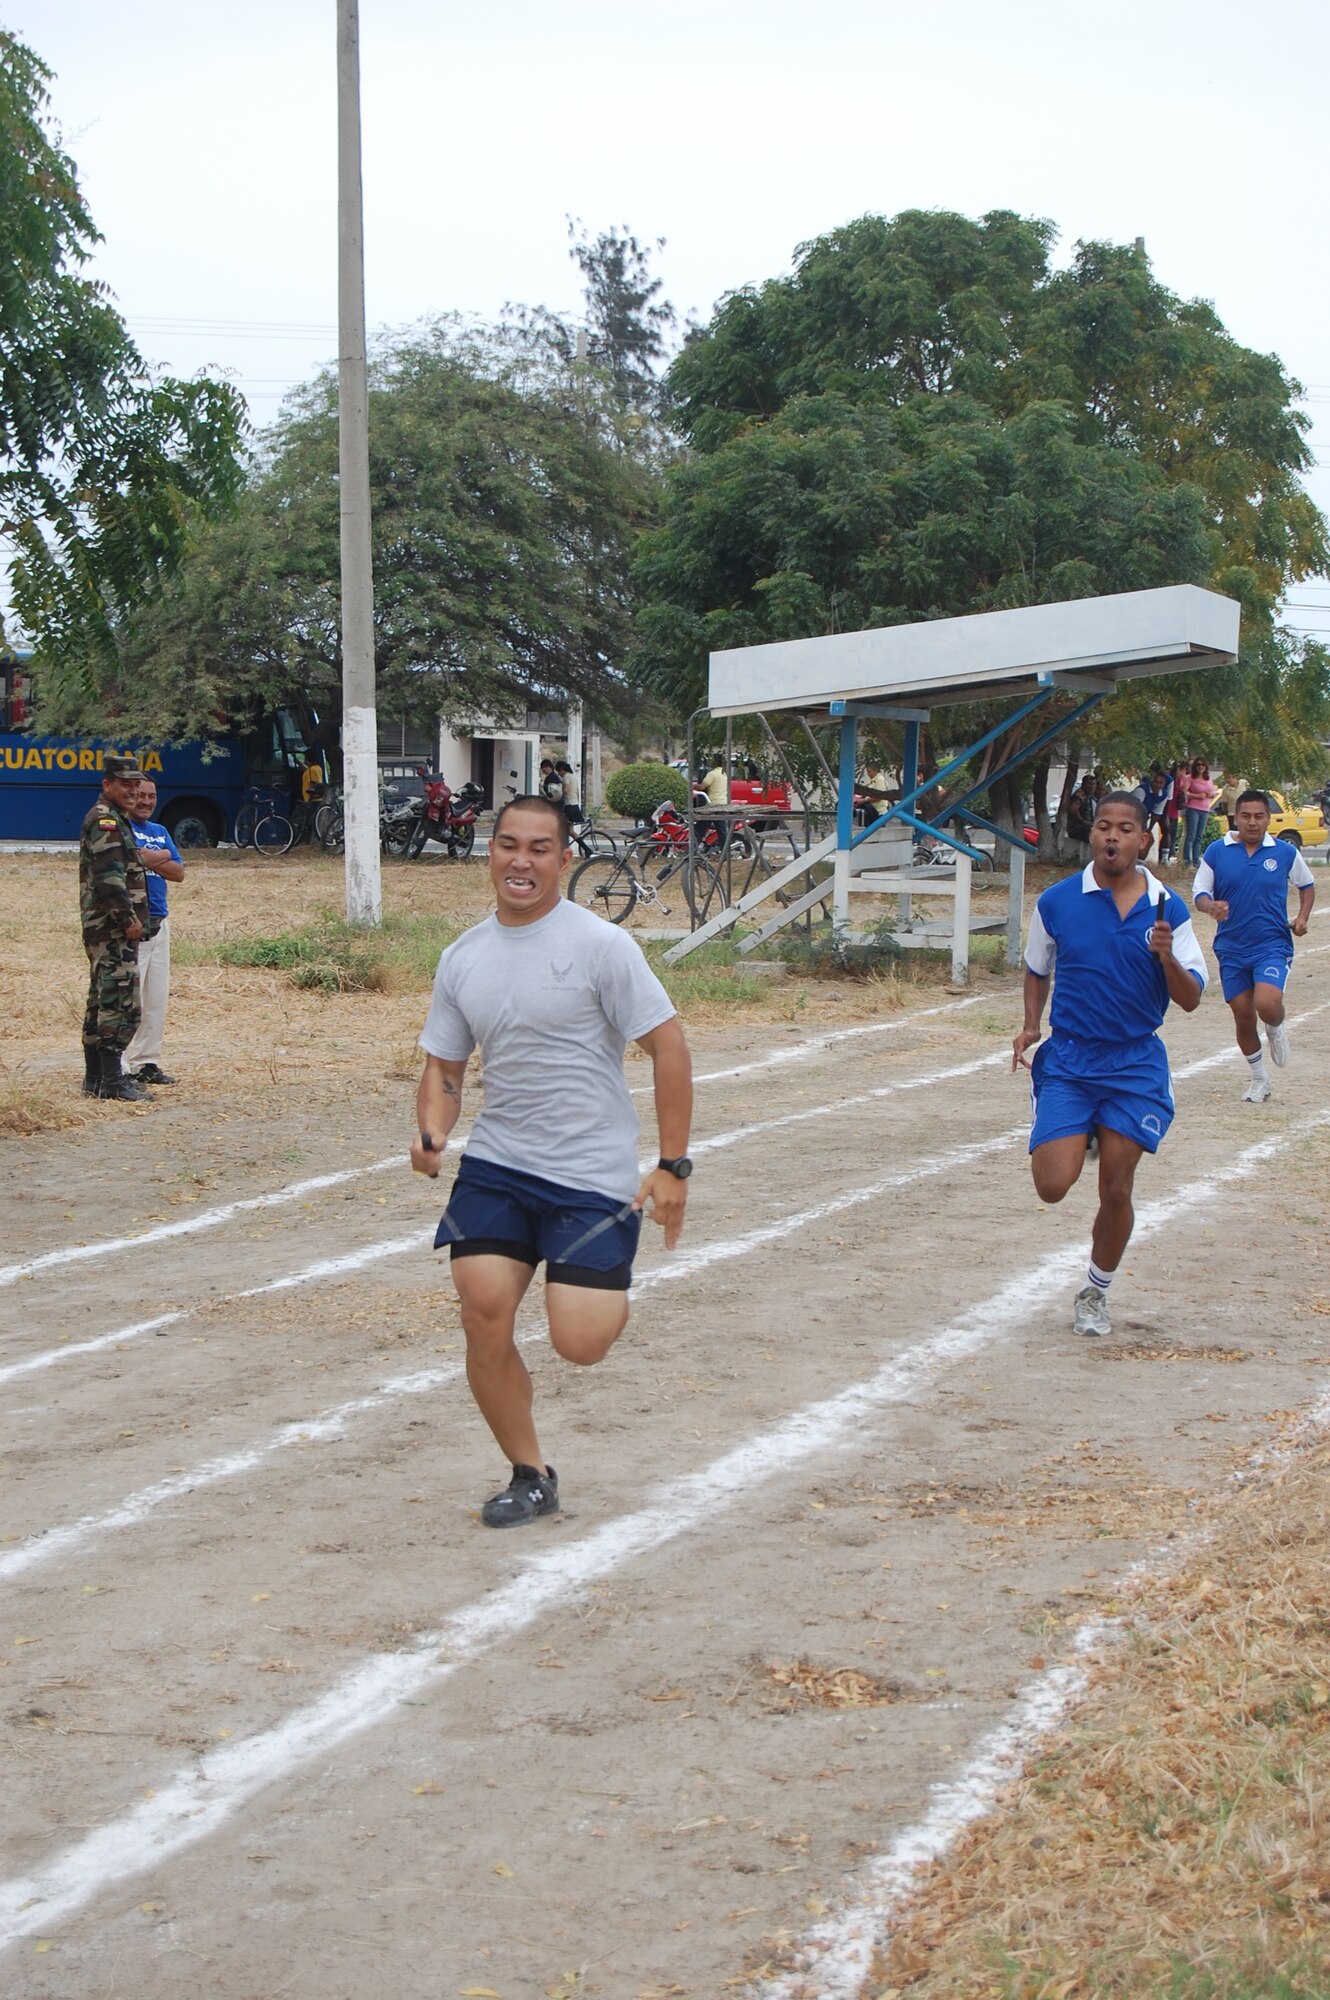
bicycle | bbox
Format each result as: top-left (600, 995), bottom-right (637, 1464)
top-left (566, 810), bottom-right (620, 860)
top-left (233, 787), bottom-right (294, 857)
top-left (567, 838), bottom-right (719, 925)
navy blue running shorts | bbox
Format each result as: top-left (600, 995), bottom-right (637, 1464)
top-left (434, 1153), bottom-right (641, 1291)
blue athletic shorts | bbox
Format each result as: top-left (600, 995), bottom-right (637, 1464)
top-left (1218, 950), bottom-right (1293, 1003)
top-left (433, 1153), bottom-right (641, 1291)
top-left (1029, 1033), bottom-right (1174, 1156)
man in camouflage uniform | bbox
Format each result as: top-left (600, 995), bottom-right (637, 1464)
top-left (79, 754), bottom-right (152, 1102)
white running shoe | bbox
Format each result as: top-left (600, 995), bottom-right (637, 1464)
top-left (1267, 1021), bottom-right (1290, 1068)
top-left (1243, 1073), bottom-right (1273, 1104)
top-left (1073, 1284), bottom-right (1112, 1338)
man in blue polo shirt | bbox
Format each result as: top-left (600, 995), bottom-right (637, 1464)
top-left (1013, 792), bottom-right (1207, 1338)
top-left (125, 778), bottom-right (186, 1086)
top-left (1192, 788), bottom-right (1315, 1103)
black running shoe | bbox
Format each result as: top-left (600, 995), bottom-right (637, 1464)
top-left (481, 1463), bottom-right (559, 1529)
top-left (134, 1063), bottom-right (177, 1085)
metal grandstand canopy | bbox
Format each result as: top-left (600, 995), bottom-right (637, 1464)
top-left (707, 585), bottom-right (1240, 718)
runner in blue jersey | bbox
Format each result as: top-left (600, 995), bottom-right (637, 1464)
top-left (1013, 792), bottom-right (1208, 1338)
top-left (1192, 789), bottom-right (1315, 1102)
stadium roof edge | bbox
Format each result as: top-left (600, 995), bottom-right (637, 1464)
top-left (706, 584), bottom-right (1240, 718)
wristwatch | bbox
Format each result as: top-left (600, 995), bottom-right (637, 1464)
top-left (657, 1155), bottom-right (693, 1179)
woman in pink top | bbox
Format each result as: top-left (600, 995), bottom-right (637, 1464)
top-left (1182, 758), bottom-right (1218, 866)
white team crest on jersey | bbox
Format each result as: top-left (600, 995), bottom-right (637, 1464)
top-left (1263, 857), bottom-right (1278, 871)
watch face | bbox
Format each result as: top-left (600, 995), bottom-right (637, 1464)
top-left (673, 1157), bottom-right (693, 1179)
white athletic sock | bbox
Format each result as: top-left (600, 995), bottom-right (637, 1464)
top-left (1087, 1260), bottom-right (1114, 1294)
top-left (1247, 1050), bottom-right (1269, 1080)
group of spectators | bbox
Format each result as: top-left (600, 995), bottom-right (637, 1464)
top-left (1064, 758), bottom-right (1221, 866)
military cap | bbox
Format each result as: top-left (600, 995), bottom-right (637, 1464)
top-left (102, 754), bottom-right (143, 779)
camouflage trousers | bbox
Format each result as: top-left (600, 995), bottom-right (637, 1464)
top-left (82, 936), bottom-right (141, 1054)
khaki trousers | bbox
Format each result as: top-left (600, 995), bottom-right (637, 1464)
top-left (125, 917), bottom-right (170, 1068)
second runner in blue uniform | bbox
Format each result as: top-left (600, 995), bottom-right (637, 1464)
top-left (1192, 788), bottom-right (1315, 1102)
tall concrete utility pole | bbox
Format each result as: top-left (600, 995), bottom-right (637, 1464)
top-left (336, 0), bottom-right (382, 925)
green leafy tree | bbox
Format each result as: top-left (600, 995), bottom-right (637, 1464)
top-left (638, 210), bottom-right (1329, 802)
top-left (568, 219), bottom-right (676, 417)
top-left (101, 320), bottom-right (659, 741)
top-left (1, 30), bottom-right (245, 711)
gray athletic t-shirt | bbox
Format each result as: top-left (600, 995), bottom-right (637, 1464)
top-left (419, 898), bottom-right (676, 1200)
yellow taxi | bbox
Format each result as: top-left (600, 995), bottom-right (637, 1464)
top-left (1266, 789), bottom-right (1328, 850)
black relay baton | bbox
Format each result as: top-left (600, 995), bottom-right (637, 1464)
top-left (419, 1130), bottom-right (441, 1178)
top-left (1155, 891), bottom-right (1166, 941)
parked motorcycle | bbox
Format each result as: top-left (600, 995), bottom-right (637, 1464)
top-left (649, 800), bottom-right (753, 859)
top-left (406, 770), bottom-right (485, 859)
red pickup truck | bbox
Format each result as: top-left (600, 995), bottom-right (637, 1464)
top-left (694, 772), bottom-right (792, 833)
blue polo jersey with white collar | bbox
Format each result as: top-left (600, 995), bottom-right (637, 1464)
top-left (1025, 864), bottom-right (1207, 1046)
top-left (132, 819), bottom-right (182, 921)
top-left (1192, 832), bottom-right (1313, 962)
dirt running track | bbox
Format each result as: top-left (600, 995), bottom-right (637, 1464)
top-left (3, 947), bottom-right (1330, 1999)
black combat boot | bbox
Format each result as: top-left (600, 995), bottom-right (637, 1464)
top-left (82, 1044), bottom-right (101, 1096)
top-left (98, 1049), bottom-right (153, 1102)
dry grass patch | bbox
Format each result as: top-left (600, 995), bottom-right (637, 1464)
top-left (0, 1062), bottom-right (97, 1137)
top-left (854, 1425), bottom-right (1330, 2000)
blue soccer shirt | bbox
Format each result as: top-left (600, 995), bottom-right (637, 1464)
top-left (1192, 832), bottom-right (1313, 962)
top-left (132, 819), bottom-right (183, 921)
top-left (1025, 864), bottom-right (1207, 1045)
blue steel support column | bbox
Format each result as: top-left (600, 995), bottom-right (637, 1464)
top-left (837, 716), bottom-right (858, 851)
top-left (835, 716), bottom-right (858, 928)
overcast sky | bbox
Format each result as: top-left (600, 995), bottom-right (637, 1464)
top-left (19, 0), bottom-right (1330, 631)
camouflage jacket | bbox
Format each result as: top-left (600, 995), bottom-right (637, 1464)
top-left (79, 798), bottom-right (148, 943)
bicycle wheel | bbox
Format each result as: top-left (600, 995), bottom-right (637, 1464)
top-left (321, 809), bottom-right (345, 856)
top-left (684, 854), bottom-right (725, 924)
top-left (254, 810), bottom-right (294, 856)
top-left (448, 822), bottom-right (476, 861)
top-left (568, 854), bottom-right (638, 924)
top-left (233, 800), bottom-right (259, 848)
top-left (313, 799), bottom-right (338, 844)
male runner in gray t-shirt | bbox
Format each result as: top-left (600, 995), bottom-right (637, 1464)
top-left (411, 794), bottom-right (693, 1526)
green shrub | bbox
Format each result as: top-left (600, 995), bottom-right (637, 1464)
top-left (775, 914), bottom-right (900, 979)
top-left (605, 761), bottom-right (689, 821)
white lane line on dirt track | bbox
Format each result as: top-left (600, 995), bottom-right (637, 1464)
top-left (685, 994), bottom-right (984, 1084)
top-left (0, 1129), bottom-right (1021, 1587)
top-left (753, 1382), bottom-right (1330, 2000)
top-left (0, 1109), bottom-right (1322, 1951)
top-left (0, 997), bottom-right (982, 1291)
top-left (0, 1037), bottom-right (1008, 1388)
top-left (0, 1231), bottom-right (432, 1390)
top-left (5, 997), bottom-right (1325, 1395)
top-left (0, 1158), bottom-right (399, 1292)
top-left (750, 1620), bottom-right (1109, 2000)
top-left (689, 1052), bottom-right (1006, 1157)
